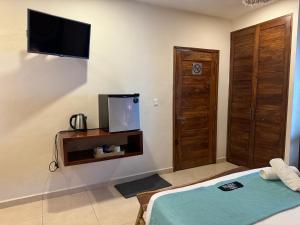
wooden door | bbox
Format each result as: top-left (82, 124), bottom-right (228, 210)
top-left (252, 16), bottom-right (292, 167)
top-left (227, 27), bottom-right (257, 166)
top-left (227, 15), bottom-right (292, 168)
top-left (174, 47), bottom-right (219, 171)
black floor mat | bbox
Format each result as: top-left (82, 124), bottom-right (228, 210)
top-left (115, 174), bottom-right (172, 198)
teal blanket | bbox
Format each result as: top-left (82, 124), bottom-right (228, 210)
top-left (149, 172), bottom-right (300, 225)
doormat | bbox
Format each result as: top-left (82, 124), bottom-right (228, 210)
top-left (115, 174), bottom-right (172, 198)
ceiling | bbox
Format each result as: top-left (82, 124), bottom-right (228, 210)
top-left (135, 0), bottom-right (279, 19)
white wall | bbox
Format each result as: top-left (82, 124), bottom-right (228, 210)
top-left (232, 0), bottom-right (300, 166)
top-left (0, 0), bottom-right (231, 202)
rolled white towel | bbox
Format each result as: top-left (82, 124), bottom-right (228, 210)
top-left (270, 158), bottom-right (300, 192)
top-left (260, 166), bottom-right (300, 180)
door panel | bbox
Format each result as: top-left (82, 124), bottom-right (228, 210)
top-left (252, 17), bottom-right (291, 167)
top-left (231, 80), bottom-right (252, 119)
top-left (174, 47), bottom-right (218, 171)
top-left (229, 118), bottom-right (252, 166)
top-left (227, 27), bottom-right (256, 167)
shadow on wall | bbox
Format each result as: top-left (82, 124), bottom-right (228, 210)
top-left (0, 51), bottom-right (87, 136)
top-left (290, 136), bottom-right (299, 166)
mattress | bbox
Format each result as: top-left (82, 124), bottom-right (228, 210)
top-left (146, 169), bottom-right (300, 225)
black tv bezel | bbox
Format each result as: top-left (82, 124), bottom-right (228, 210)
top-left (27, 9), bottom-right (91, 59)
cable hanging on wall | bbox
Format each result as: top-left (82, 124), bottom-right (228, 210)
top-left (49, 133), bottom-right (59, 172)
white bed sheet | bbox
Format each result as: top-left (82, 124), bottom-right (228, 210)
top-left (146, 168), bottom-right (300, 225)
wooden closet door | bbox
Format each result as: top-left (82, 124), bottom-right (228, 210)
top-left (228, 15), bottom-right (292, 168)
top-left (227, 27), bottom-right (256, 166)
top-left (252, 16), bottom-right (292, 167)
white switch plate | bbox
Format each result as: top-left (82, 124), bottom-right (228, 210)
top-left (153, 98), bottom-right (159, 107)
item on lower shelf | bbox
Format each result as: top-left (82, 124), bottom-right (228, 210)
top-left (114, 145), bottom-right (121, 152)
top-left (94, 146), bottom-right (104, 158)
top-left (93, 145), bottom-right (125, 159)
top-left (102, 145), bottom-right (115, 153)
top-left (95, 151), bottom-right (125, 158)
top-left (108, 145), bottom-right (115, 152)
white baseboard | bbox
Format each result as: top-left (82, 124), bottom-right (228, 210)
top-left (111, 167), bottom-right (173, 185)
top-left (216, 157), bottom-right (226, 163)
top-left (0, 166), bottom-right (173, 209)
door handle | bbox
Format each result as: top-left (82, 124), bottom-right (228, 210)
top-left (250, 107), bottom-right (255, 120)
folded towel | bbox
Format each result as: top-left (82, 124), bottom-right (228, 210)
top-left (260, 166), bottom-right (300, 180)
top-left (270, 158), bottom-right (300, 192)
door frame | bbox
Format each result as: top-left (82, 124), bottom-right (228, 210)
top-left (173, 46), bottom-right (219, 171)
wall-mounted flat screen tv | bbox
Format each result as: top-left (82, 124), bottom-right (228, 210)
top-left (27, 9), bottom-right (91, 59)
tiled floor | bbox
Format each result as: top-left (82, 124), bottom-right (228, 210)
top-left (0, 161), bottom-right (238, 225)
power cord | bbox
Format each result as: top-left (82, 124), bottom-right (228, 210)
top-left (48, 129), bottom-right (98, 172)
top-left (49, 133), bottom-right (59, 172)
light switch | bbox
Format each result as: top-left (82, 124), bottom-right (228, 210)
top-left (153, 98), bottom-right (159, 107)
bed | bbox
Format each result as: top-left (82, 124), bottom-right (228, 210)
top-left (135, 167), bottom-right (300, 225)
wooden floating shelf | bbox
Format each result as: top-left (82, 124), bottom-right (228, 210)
top-left (59, 129), bottom-right (143, 166)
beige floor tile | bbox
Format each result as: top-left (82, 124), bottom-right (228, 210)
top-left (0, 161), bottom-right (238, 225)
top-left (12, 218), bottom-right (42, 225)
top-left (160, 170), bottom-right (198, 186)
top-left (161, 162), bottom-right (238, 186)
top-left (0, 200), bottom-right (42, 225)
top-left (43, 191), bottom-right (99, 225)
top-left (216, 161), bottom-right (238, 170)
top-left (188, 162), bottom-right (238, 180)
top-left (87, 186), bottom-right (140, 225)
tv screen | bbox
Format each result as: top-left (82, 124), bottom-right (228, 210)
top-left (27, 9), bottom-right (91, 59)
